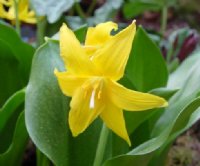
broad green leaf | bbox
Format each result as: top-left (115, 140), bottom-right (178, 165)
top-left (25, 39), bottom-right (103, 166)
top-left (0, 89), bottom-right (25, 152)
top-left (65, 16), bottom-right (86, 30)
top-left (153, 52), bottom-right (200, 136)
top-left (125, 27), bottom-right (168, 92)
top-left (168, 50), bottom-right (200, 89)
top-left (171, 98), bottom-right (200, 134)
top-left (93, 0), bottom-right (123, 24)
top-left (0, 40), bottom-right (21, 106)
top-left (46, 16), bottom-right (68, 38)
top-left (104, 152), bottom-right (153, 166)
top-left (0, 22), bottom-right (34, 106)
top-left (0, 112), bottom-right (28, 166)
top-left (74, 25), bottom-right (87, 43)
top-left (30, 0), bottom-right (76, 23)
top-left (149, 98), bottom-right (200, 166)
top-left (122, 0), bottom-right (176, 18)
top-left (123, 1), bottom-right (161, 19)
top-left (25, 40), bottom-right (69, 166)
top-left (149, 87), bottom-right (179, 100)
top-left (0, 22), bottom-right (34, 81)
top-left (148, 51), bottom-right (200, 165)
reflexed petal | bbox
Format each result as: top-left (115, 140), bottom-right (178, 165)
top-left (108, 80), bottom-right (168, 111)
top-left (92, 21), bottom-right (136, 80)
top-left (60, 24), bottom-right (98, 75)
top-left (85, 21), bottom-right (118, 46)
top-left (100, 103), bottom-right (131, 146)
top-left (54, 69), bottom-right (88, 96)
top-left (69, 82), bottom-right (105, 136)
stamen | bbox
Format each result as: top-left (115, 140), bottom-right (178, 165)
top-left (90, 56), bottom-right (94, 61)
top-left (89, 90), bottom-right (96, 109)
top-left (97, 91), bottom-right (102, 99)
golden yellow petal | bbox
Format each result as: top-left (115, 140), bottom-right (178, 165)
top-left (60, 24), bottom-right (98, 75)
top-left (0, 4), bottom-right (6, 18)
top-left (17, 0), bottom-right (36, 24)
top-left (100, 103), bottom-right (131, 146)
top-left (107, 80), bottom-right (168, 111)
top-left (85, 21), bottom-right (118, 46)
top-left (0, 0), bottom-right (12, 6)
top-left (92, 20), bottom-right (136, 81)
top-left (21, 16), bottom-right (37, 24)
top-left (54, 69), bottom-right (88, 96)
top-left (69, 80), bottom-right (105, 136)
top-left (6, 6), bottom-right (15, 20)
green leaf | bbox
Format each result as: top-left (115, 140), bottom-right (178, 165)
top-left (0, 89), bottom-right (25, 143)
top-left (0, 111), bottom-right (28, 166)
top-left (74, 25), bottom-right (87, 43)
top-left (0, 40), bottom-right (21, 106)
top-left (65, 16), bottom-right (86, 30)
top-left (0, 22), bottom-right (34, 106)
top-left (30, 0), bottom-right (76, 23)
top-left (149, 98), bottom-right (200, 166)
top-left (122, 0), bottom-right (177, 18)
top-left (149, 87), bottom-right (179, 100)
top-left (0, 22), bottom-right (34, 81)
top-left (25, 39), bottom-right (103, 166)
top-left (125, 27), bottom-right (168, 92)
top-left (25, 40), bottom-right (69, 166)
top-left (0, 88), bottom-right (25, 153)
top-left (153, 52), bottom-right (200, 137)
top-left (168, 50), bottom-right (200, 89)
top-left (123, 1), bottom-right (161, 19)
top-left (148, 51), bottom-right (200, 165)
top-left (104, 152), bottom-right (153, 166)
top-left (93, 0), bottom-right (123, 24)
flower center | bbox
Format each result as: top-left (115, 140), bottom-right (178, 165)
top-left (83, 77), bottom-right (105, 110)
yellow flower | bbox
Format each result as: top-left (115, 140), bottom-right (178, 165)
top-left (0, 3), bottom-right (6, 18)
top-left (0, 0), bottom-right (36, 24)
top-left (55, 21), bottom-right (168, 145)
top-left (0, 0), bottom-right (12, 5)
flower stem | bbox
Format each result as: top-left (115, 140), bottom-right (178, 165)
top-left (86, 0), bottom-right (97, 16)
top-left (36, 17), bottom-right (47, 47)
top-left (93, 124), bottom-right (109, 166)
top-left (75, 2), bottom-right (86, 19)
top-left (160, 6), bottom-right (168, 37)
top-left (13, 0), bottom-right (21, 36)
top-left (36, 148), bottom-right (50, 166)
